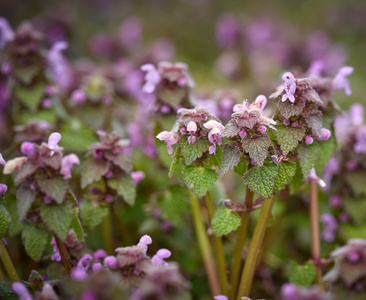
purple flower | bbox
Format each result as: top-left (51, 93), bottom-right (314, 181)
top-left (20, 142), bottom-right (35, 157)
top-left (47, 132), bottom-right (62, 156)
top-left (60, 153), bottom-right (80, 179)
top-left (305, 136), bottom-right (313, 145)
top-left (332, 66), bottom-right (353, 96)
top-left (321, 213), bottom-right (338, 242)
top-left (204, 120), bottom-right (225, 154)
top-left (71, 253), bottom-right (93, 281)
top-left (152, 248), bottom-right (171, 267)
top-left (131, 171), bottom-right (145, 185)
top-left (308, 168), bottom-right (326, 189)
top-left (0, 153), bottom-right (6, 166)
top-left (354, 126), bottom-right (366, 154)
top-left (316, 128), bottom-right (331, 141)
top-left (0, 17), bottom-right (14, 50)
top-left (50, 238), bottom-right (61, 261)
top-left (349, 103), bottom-right (364, 127)
top-left (92, 263), bottom-right (103, 273)
top-left (307, 60), bottom-right (325, 77)
top-left (281, 283), bottom-right (297, 300)
top-left (281, 72), bottom-right (296, 103)
top-left (216, 14), bottom-right (239, 48)
top-left (71, 89), bottom-right (86, 104)
top-left (0, 183), bottom-right (7, 194)
top-left (12, 282), bottom-right (32, 300)
top-left (283, 119), bottom-right (290, 126)
top-left (156, 131), bottom-right (179, 155)
top-left (104, 256), bottom-right (118, 269)
top-left (329, 195), bottom-right (342, 207)
top-left (47, 41), bottom-right (72, 91)
top-left (254, 94), bottom-right (267, 111)
top-left (137, 234), bottom-right (152, 251)
top-left (140, 64), bottom-right (161, 93)
top-left (214, 296), bottom-right (228, 300)
top-left (119, 17), bottom-right (142, 51)
top-left (94, 249), bottom-right (107, 263)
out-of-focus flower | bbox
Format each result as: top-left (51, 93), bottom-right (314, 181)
top-left (0, 17), bottom-right (14, 49)
top-left (332, 66), bottom-right (353, 96)
top-left (48, 132), bottom-right (63, 156)
top-left (281, 72), bottom-right (296, 102)
top-left (151, 249), bottom-right (171, 267)
top-left (71, 89), bottom-right (86, 104)
top-left (203, 120), bottom-right (225, 154)
top-left (156, 131), bottom-right (179, 155)
top-left (254, 95), bottom-right (267, 111)
top-left (321, 213), bottom-right (338, 242)
top-left (0, 153), bottom-right (6, 166)
top-left (60, 153), bottom-right (80, 179)
top-left (0, 183), bottom-right (7, 194)
top-left (307, 60), bottom-right (325, 77)
top-left (50, 238), bottom-right (61, 262)
top-left (308, 167), bottom-right (326, 188)
top-left (119, 17), bottom-right (142, 51)
top-left (20, 142), bottom-right (35, 157)
top-left (12, 282), bottom-right (32, 300)
top-left (316, 128), bottom-right (331, 141)
top-left (130, 171), bottom-right (145, 185)
top-left (216, 14), bottom-right (239, 48)
top-left (354, 126), bottom-right (366, 154)
top-left (140, 64), bottom-right (160, 94)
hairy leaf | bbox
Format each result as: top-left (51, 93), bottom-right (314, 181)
top-left (289, 262), bottom-right (316, 287)
top-left (220, 144), bottom-right (241, 177)
top-left (242, 135), bottom-right (271, 167)
top-left (169, 147), bottom-right (181, 178)
top-left (211, 205), bottom-right (241, 237)
top-left (40, 201), bottom-right (73, 241)
top-left (104, 152), bottom-right (132, 173)
top-left (180, 135), bottom-right (208, 165)
top-left (274, 161), bottom-right (297, 194)
top-left (303, 89), bottom-right (323, 105)
top-left (221, 119), bottom-right (241, 138)
top-left (15, 83), bottom-right (45, 112)
top-left (183, 166), bottom-right (218, 198)
top-left (278, 100), bottom-right (306, 119)
top-left (22, 223), bottom-right (49, 262)
top-left (81, 157), bottom-right (109, 188)
top-left (37, 175), bottom-right (68, 204)
top-left (298, 143), bottom-right (319, 178)
top-left (276, 125), bottom-right (305, 155)
top-left (158, 86), bottom-right (186, 107)
top-left (16, 184), bottom-right (36, 221)
top-left (0, 203), bottom-right (11, 238)
top-left (244, 163), bottom-right (278, 199)
top-left (80, 200), bottom-right (109, 230)
top-left (71, 208), bottom-right (84, 242)
top-left (108, 174), bottom-right (136, 206)
top-left (306, 112), bottom-right (323, 137)
top-left (315, 137), bottom-right (335, 174)
top-left (7, 195), bottom-right (22, 236)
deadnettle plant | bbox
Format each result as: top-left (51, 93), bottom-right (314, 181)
top-left (2, 132), bottom-right (81, 262)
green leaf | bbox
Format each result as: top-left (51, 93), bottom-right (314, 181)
top-left (60, 118), bottom-right (98, 152)
top-left (7, 195), bottom-right (22, 236)
top-left (243, 163), bottom-right (278, 199)
top-left (22, 223), bottom-right (49, 262)
top-left (276, 125), bottom-right (305, 155)
top-left (277, 100), bottom-right (306, 119)
top-left (211, 205), bottom-right (241, 237)
top-left (18, 109), bottom-right (57, 125)
top-left (315, 137), bottom-right (335, 174)
top-left (158, 186), bottom-right (190, 227)
top-left (0, 203), bottom-right (11, 238)
top-left (221, 120), bottom-right (241, 138)
top-left (345, 172), bottom-right (366, 196)
top-left (13, 64), bottom-right (39, 84)
top-left (80, 200), bottom-right (109, 230)
top-left (220, 144), bottom-right (241, 177)
top-left (289, 262), bottom-right (316, 287)
top-left (274, 161), bottom-right (297, 194)
top-left (168, 147), bottom-right (181, 178)
top-left (158, 86), bottom-right (186, 107)
top-left (180, 135), bottom-right (208, 165)
top-left (71, 208), bottom-right (84, 242)
top-left (290, 162), bottom-right (304, 194)
top-left (234, 161), bottom-right (247, 176)
top-left (0, 281), bottom-right (18, 299)
top-left (242, 135), bottom-right (271, 167)
top-left (183, 166), bottom-right (218, 198)
top-left (306, 112), bottom-right (323, 137)
top-left (343, 198), bottom-right (366, 225)
top-left (157, 140), bottom-right (174, 168)
top-left (16, 184), bottom-right (36, 221)
top-left (81, 157), bottom-right (110, 188)
top-left (40, 201), bottom-right (73, 241)
top-left (298, 143), bottom-right (319, 178)
top-left (15, 83), bottom-right (45, 111)
top-left (108, 174), bottom-right (136, 206)
top-left (37, 175), bottom-right (68, 204)
top-left (209, 144), bottom-right (222, 167)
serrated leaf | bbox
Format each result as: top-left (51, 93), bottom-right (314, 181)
top-left (7, 195), bottom-right (22, 236)
top-left (15, 83), bottom-right (45, 111)
top-left (180, 135), bottom-right (208, 165)
top-left (289, 262), bottom-right (316, 287)
top-left (71, 208), bottom-right (84, 242)
top-left (274, 161), bottom-right (297, 194)
top-left (242, 135), bottom-right (271, 167)
top-left (221, 119), bottom-right (241, 138)
top-left (220, 144), bottom-right (241, 177)
top-left (22, 223), bottom-right (49, 262)
top-left (158, 185), bottom-right (190, 227)
top-left (315, 137), bottom-right (335, 174)
top-left (15, 159), bottom-right (39, 184)
top-left (81, 157), bottom-right (110, 188)
top-left (306, 112), bottom-right (323, 137)
top-left (16, 184), bottom-right (36, 221)
top-left (108, 174), bottom-right (136, 206)
top-left (80, 200), bottom-right (109, 230)
top-left (104, 152), bottom-right (132, 173)
top-left (168, 147), bottom-right (181, 177)
top-left (303, 89), bottom-right (323, 105)
top-left (345, 172), bottom-right (366, 196)
top-left (183, 166), bottom-right (218, 198)
top-left (0, 203), bottom-right (11, 238)
top-left (278, 100), bottom-right (306, 119)
top-left (290, 162), bottom-right (304, 194)
top-left (40, 201), bottom-right (73, 241)
top-left (211, 205), bottom-right (241, 237)
top-left (60, 118), bottom-right (98, 152)
top-left (37, 175), bottom-right (68, 204)
top-left (298, 143), bottom-right (319, 178)
top-left (276, 125), bottom-right (305, 155)
top-left (243, 163), bottom-right (278, 199)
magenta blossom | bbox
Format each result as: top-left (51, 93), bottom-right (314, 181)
top-left (12, 282), bottom-right (32, 300)
top-left (50, 238), bottom-right (61, 262)
top-left (0, 183), bottom-right (7, 194)
top-left (48, 132), bottom-right (62, 156)
top-left (281, 72), bottom-right (296, 103)
top-left (308, 167), bottom-right (326, 188)
top-left (354, 126), bottom-right (366, 154)
top-left (187, 121), bottom-right (198, 144)
top-left (140, 64), bottom-right (161, 93)
top-left (20, 142), bottom-right (35, 157)
top-left (60, 153), bottom-right (80, 179)
top-left (152, 248), bottom-right (171, 267)
top-left (130, 171), bottom-right (145, 185)
top-left (332, 66), bottom-right (353, 96)
top-left (254, 94), bottom-right (267, 111)
top-left (156, 131), bottom-right (179, 155)
top-left (0, 153), bottom-right (6, 166)
top-left (0, 17), bottom-right (14, 50)
top-left (203, 120), bottom-right (225, 154)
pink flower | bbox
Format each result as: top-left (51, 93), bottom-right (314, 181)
top-left (308, 168), bottom-right (326, 188)
top-left (12, 282), bottom-right (32, 300)
top-left (48, 132), bottom-right (62, 156)
top-left (316, 128), bottom-right (331, 141)
top-left (140, 64), bottom-right (161, 93)
top-left (332, 66), bottom-right (353, 96)
top-left (156, 131), bottom-right (179, 155)
top-left (254, 94), bottom-right (267, 111)
top-left (0, 153), bottom-right (6, 166)
top-left (137, 234), bottom-right (152, 252)
top-left (0, 17), bottom-right (14, 50)
top-left (131, 171), bottom-right (145, 185)
top-left (60, 154), bottom-right (80, 179)
top-left (0, 184), bottom-right (7, 194)
top-left (281, 72), bottom-right (296, 103)
top-left (204, 120), bottom-right (225, 154)
top-left (71, 89), bottom-right (86, 103)
top-left (152, 248), bottom-right (171, 266)
top-left (305, 136), bottom-right (314, 145)
top-left (20, 142), bottom-right (35, 157)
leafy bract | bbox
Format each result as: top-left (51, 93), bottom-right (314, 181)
top-left (211, 205), bottom-right (241, 237)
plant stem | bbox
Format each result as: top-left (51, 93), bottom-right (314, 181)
top-left (205, 192), bottom-right (228, 296)
top-left (229, 187), bottom-right (253, 300)
top-left (110, 205), bottom-right (133, 246)
top-left (54, 235), bottom-right (72, 276)
top-left (309, 179), bottom-right (323, 289)
top-left (0, 240), bottom-right (20, 282)
top-left (102, 210), bottom-right (114, 255)
top-left (237, 195), bottom-right (276, 299)
top-left (188, 189), bottom-right (220, 296)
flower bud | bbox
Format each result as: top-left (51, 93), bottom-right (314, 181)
top-left (187, 121), bottom-right (197, 132)
top-left (257, 125), bottom-right (266, 133)
top-left (104, 256), bottom-right (118, 269)
top-left (20, 142), bottom-right (35, 156)
top-left (0, 184), bottom-right (7, 194)
top-left (318, 128), bottom-right (331, 141)
top-left (305, 136), bottom-right (313, 145)
top-left (71, 89), bottom-right (86, 103)
top-left (283, 119), bottom-right (290, 126)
